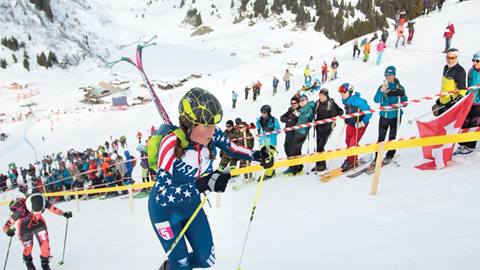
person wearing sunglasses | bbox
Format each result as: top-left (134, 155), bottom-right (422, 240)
top-left (457, 51), bottom-right (480, 154)
top-left (255, 104), bottom-right (280, 179)
top-left (338, 83), bottom-right (372, 172)
top-left (434, 48), bottom-right (467, 116)
top-left (280, 96), bottom-right (301, 159)
top-left (219, 120), bottom-right (238, 170)
top-left (284, 94), bottom-right (315, 176)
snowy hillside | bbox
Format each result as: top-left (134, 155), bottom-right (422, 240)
top-left (2, 0), bottom-right (480, 269)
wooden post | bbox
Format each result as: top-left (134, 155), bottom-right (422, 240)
top-left (74, 188), bottom-right (80, 212)
top-left (371, 142), bottom-right (385, 195)
top-left (216, 193), bottom-right (221, 208)
top-left (128, 184), bottom-right (134, 212)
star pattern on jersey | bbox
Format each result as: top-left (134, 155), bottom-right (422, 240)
top-left (167, 194), bottom-right (175, 202)
top-left (183, 190), bottom-right (192, 198)
top-left (175, 187), bottom-right (182, 194)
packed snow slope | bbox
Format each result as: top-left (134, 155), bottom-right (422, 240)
top-left (1, 0), bottom-right (480, 269)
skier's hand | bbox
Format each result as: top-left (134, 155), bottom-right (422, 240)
top-left (63, 211), bottom-right (73, 219)
top-left (196, 171), bottom-right (231, 193)
top-left (6, 228), bottom-right (15, 237)
top-left (381, 84), bottom-right (389, 93)
top-left (255, 146), bottom-right (277, 169)
top-left (355, 122), bottom-right (366, 129)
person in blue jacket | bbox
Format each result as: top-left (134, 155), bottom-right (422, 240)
top-left (149, 88), bottom-right (275, 270)
top-left (124, 150), bottom-right (135, 184)
top-left (256, 104), bottom-right (280, 178)
top-left (458, 51), bottom-right (480, 153)
top-left (372, 66), bottom-right (408, 165)
top-left (338, 83), bottom-right (372, 171)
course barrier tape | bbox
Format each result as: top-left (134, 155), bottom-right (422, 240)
top-left (231, 86), bottom-right (480, 143)
top-left (0, 131), bottom-right (477, 202)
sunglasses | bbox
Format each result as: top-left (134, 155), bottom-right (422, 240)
top-left (291, 102), bottom-right (298, 105)
top-left (446, 56), bottom-right (457, 60)
top-left (226, 125), bottom-right (233, 128)
top-left (300, 99), bottom-right (307, 102)
top-left (473, 59), bottom-right (480, 63)
top-left (238, 126), bottom-right (245, 129)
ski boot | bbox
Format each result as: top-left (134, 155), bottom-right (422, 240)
top-left (40, 256), bottom-right (51, 270)
top-left (23, 255), bottom-right (36, 270)
top-left (382, 156), bottom-right (394, 165)
top-left (455, 145), bottom-right (474, 155)
top-left (311, 162), bottom-right (327, 173)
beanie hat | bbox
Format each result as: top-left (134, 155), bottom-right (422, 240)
top-left (226, 120), bottom-right (234, 127)
top-left (384, 66), bottom-right (396, 76)
top-left (235, 117), bottom-right (242, 125)
top-left (300, 94), bottom-right (308, 101)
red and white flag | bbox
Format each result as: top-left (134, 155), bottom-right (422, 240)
top-left (415, 93), bottom-right (474, 170)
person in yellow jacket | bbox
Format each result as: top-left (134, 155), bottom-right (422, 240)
top-left (303, 65), bottom-right (312, 83)
top-left (433, 48), bottom-right (467, 116)
top-left (363, 42), bottom-right (371, 62)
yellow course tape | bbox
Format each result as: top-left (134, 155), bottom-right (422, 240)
top-left (1, 132), bottom-right (479, 204)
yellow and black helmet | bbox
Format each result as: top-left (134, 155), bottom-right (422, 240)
top-left (179, 88), bottom-right (223, 125)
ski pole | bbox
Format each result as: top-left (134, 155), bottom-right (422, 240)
top-left (158, 193), bottom-right (210, 268)
top-left (327, 122), bottom-right (346, 169)
top-left (58, 218), bottom-right (69, 265)
top-left (407, 103), bottom-right (446, 124)
top-left (3, 233), bottom-right (14, 270)
top-left (236, 169), bottom-right (266, 270)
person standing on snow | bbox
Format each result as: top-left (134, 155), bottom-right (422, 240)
top-left (407, 21), bottom-right (415, 44)
top-left (283, 69), bottom-right (292, 91)
top-left (280, 96), bottom-right (300, 159)
top-left (376, 40), bottom-right (387, 65)
top-left (363, 42), bottom-right (372, 62)
top-left (304, 65), bottom-right (312, 83)
top-left (312, 89), bottom-right (344, 172)
top-left (231, 90), bottom-right (238, 109)
top-left (3, 194), bottom-right (72, 270)
top-left (256, 104), bottom-right (280, 179)
top-left (148, 88), bottom-right (275, 270)
top-left (457, 51), bottom-right (480, 154)
top-left (330, 57), bottom-right (339, 80)
top-left (272, 76), bottom-right (279, 95)
top-left (433, 48), bottom-right (467, 116)
top-left (443, 22), bottom-right (455, 53)
top-left (218, 120), bottom-right (238, 170)
top-left (338, 83), bottom-right (372, 172)
top-left (321, 61), bottom-right (328, 82)
top-left (395, 23), bottom-right (406, 48)
top-left (371, 66), bottom-right (408, 166)
top-left (284, 94), bottom-right (315, 176)
top-left (353, 39), bottom-right (361, 58)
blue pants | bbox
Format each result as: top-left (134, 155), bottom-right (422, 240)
top-left (148, 190), bottom-right (215, 269)
top-left (285, 81), bottom-right (290, 91)
top-left (376, 52), bottom-right (383, 65)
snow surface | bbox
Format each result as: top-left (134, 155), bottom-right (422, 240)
top-left (1, 0), bottom-right (480, 269)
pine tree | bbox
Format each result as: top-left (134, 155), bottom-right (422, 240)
top-left (23, 57), bottom-right (30, 71)
top-left (253, 0), bottom-right (268, 18)
top-left (37, 52), bottom-right (47, 68)
top-left (0, 59), bottom-right (7, 69)
top-left (12, 54), bottom-right (17, 63)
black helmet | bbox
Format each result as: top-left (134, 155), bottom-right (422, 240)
top-left (260, 104), bottom-right (271, 114)
top-left (319, 88), bottom-right (329, 97)
top-left (178, 88), bottom-right (223, 125)
top-left (26, 193), bottom-right (47, 214)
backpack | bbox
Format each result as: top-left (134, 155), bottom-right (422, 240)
top-left (147, 124), bottom-right (189, 171)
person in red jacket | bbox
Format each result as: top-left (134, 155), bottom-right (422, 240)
top-left (3, 194), bottom-right (72, 270)
top-left (443, 22), bottom-right (455, 53)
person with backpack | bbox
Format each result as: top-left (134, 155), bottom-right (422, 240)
top-left (148, 88), bottom-right (275, 270)
top-left (284, 94), bottom-right (315, 176)
top-left (256, 104), bottom-right (280, 179)
top-left (457, 51), bottom-right (480, 154)
top-left (371, 66), bottom-right (408, 167)
top-left (3, 194), bottom-right (72, 270)
top-left (338, 83), bottom-right (372, 172)
top-left (330, 57), bottom-right (339, 80)
top-left (312, 89), bottom-right (344, 172)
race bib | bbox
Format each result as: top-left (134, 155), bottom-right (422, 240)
top-left (155, 221), bottom-right (174, 241)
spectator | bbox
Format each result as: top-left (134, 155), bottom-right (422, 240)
top-left (232, 90), bottom-right (239, 109)
top-left (443, 22), bottom-right (455, 53)
top-left (376, 40), bottom-right (386, 65)
top-left (283, 69), bottom-right (292, 91)
top-left (272, 76), bottom-right (279, 95)
top-left (353, 39), bottom-right (361, 58)
top-left (280, 96), bottom-right (300, 158)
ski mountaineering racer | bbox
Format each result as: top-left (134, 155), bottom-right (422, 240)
top-left (147, 88), bottom-right (275, 270)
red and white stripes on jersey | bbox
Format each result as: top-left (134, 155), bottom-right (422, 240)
top-left (157, 133), bottom-right (177, 174)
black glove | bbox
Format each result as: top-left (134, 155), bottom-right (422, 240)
top-left (254, 146), bottom-right (276, 169)
top-left (6, 228), bottom-right (15, 237)
top-left (63, 211), bottom-right (73, 219)
top-left (196, 171), bottom-right (231, 193)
